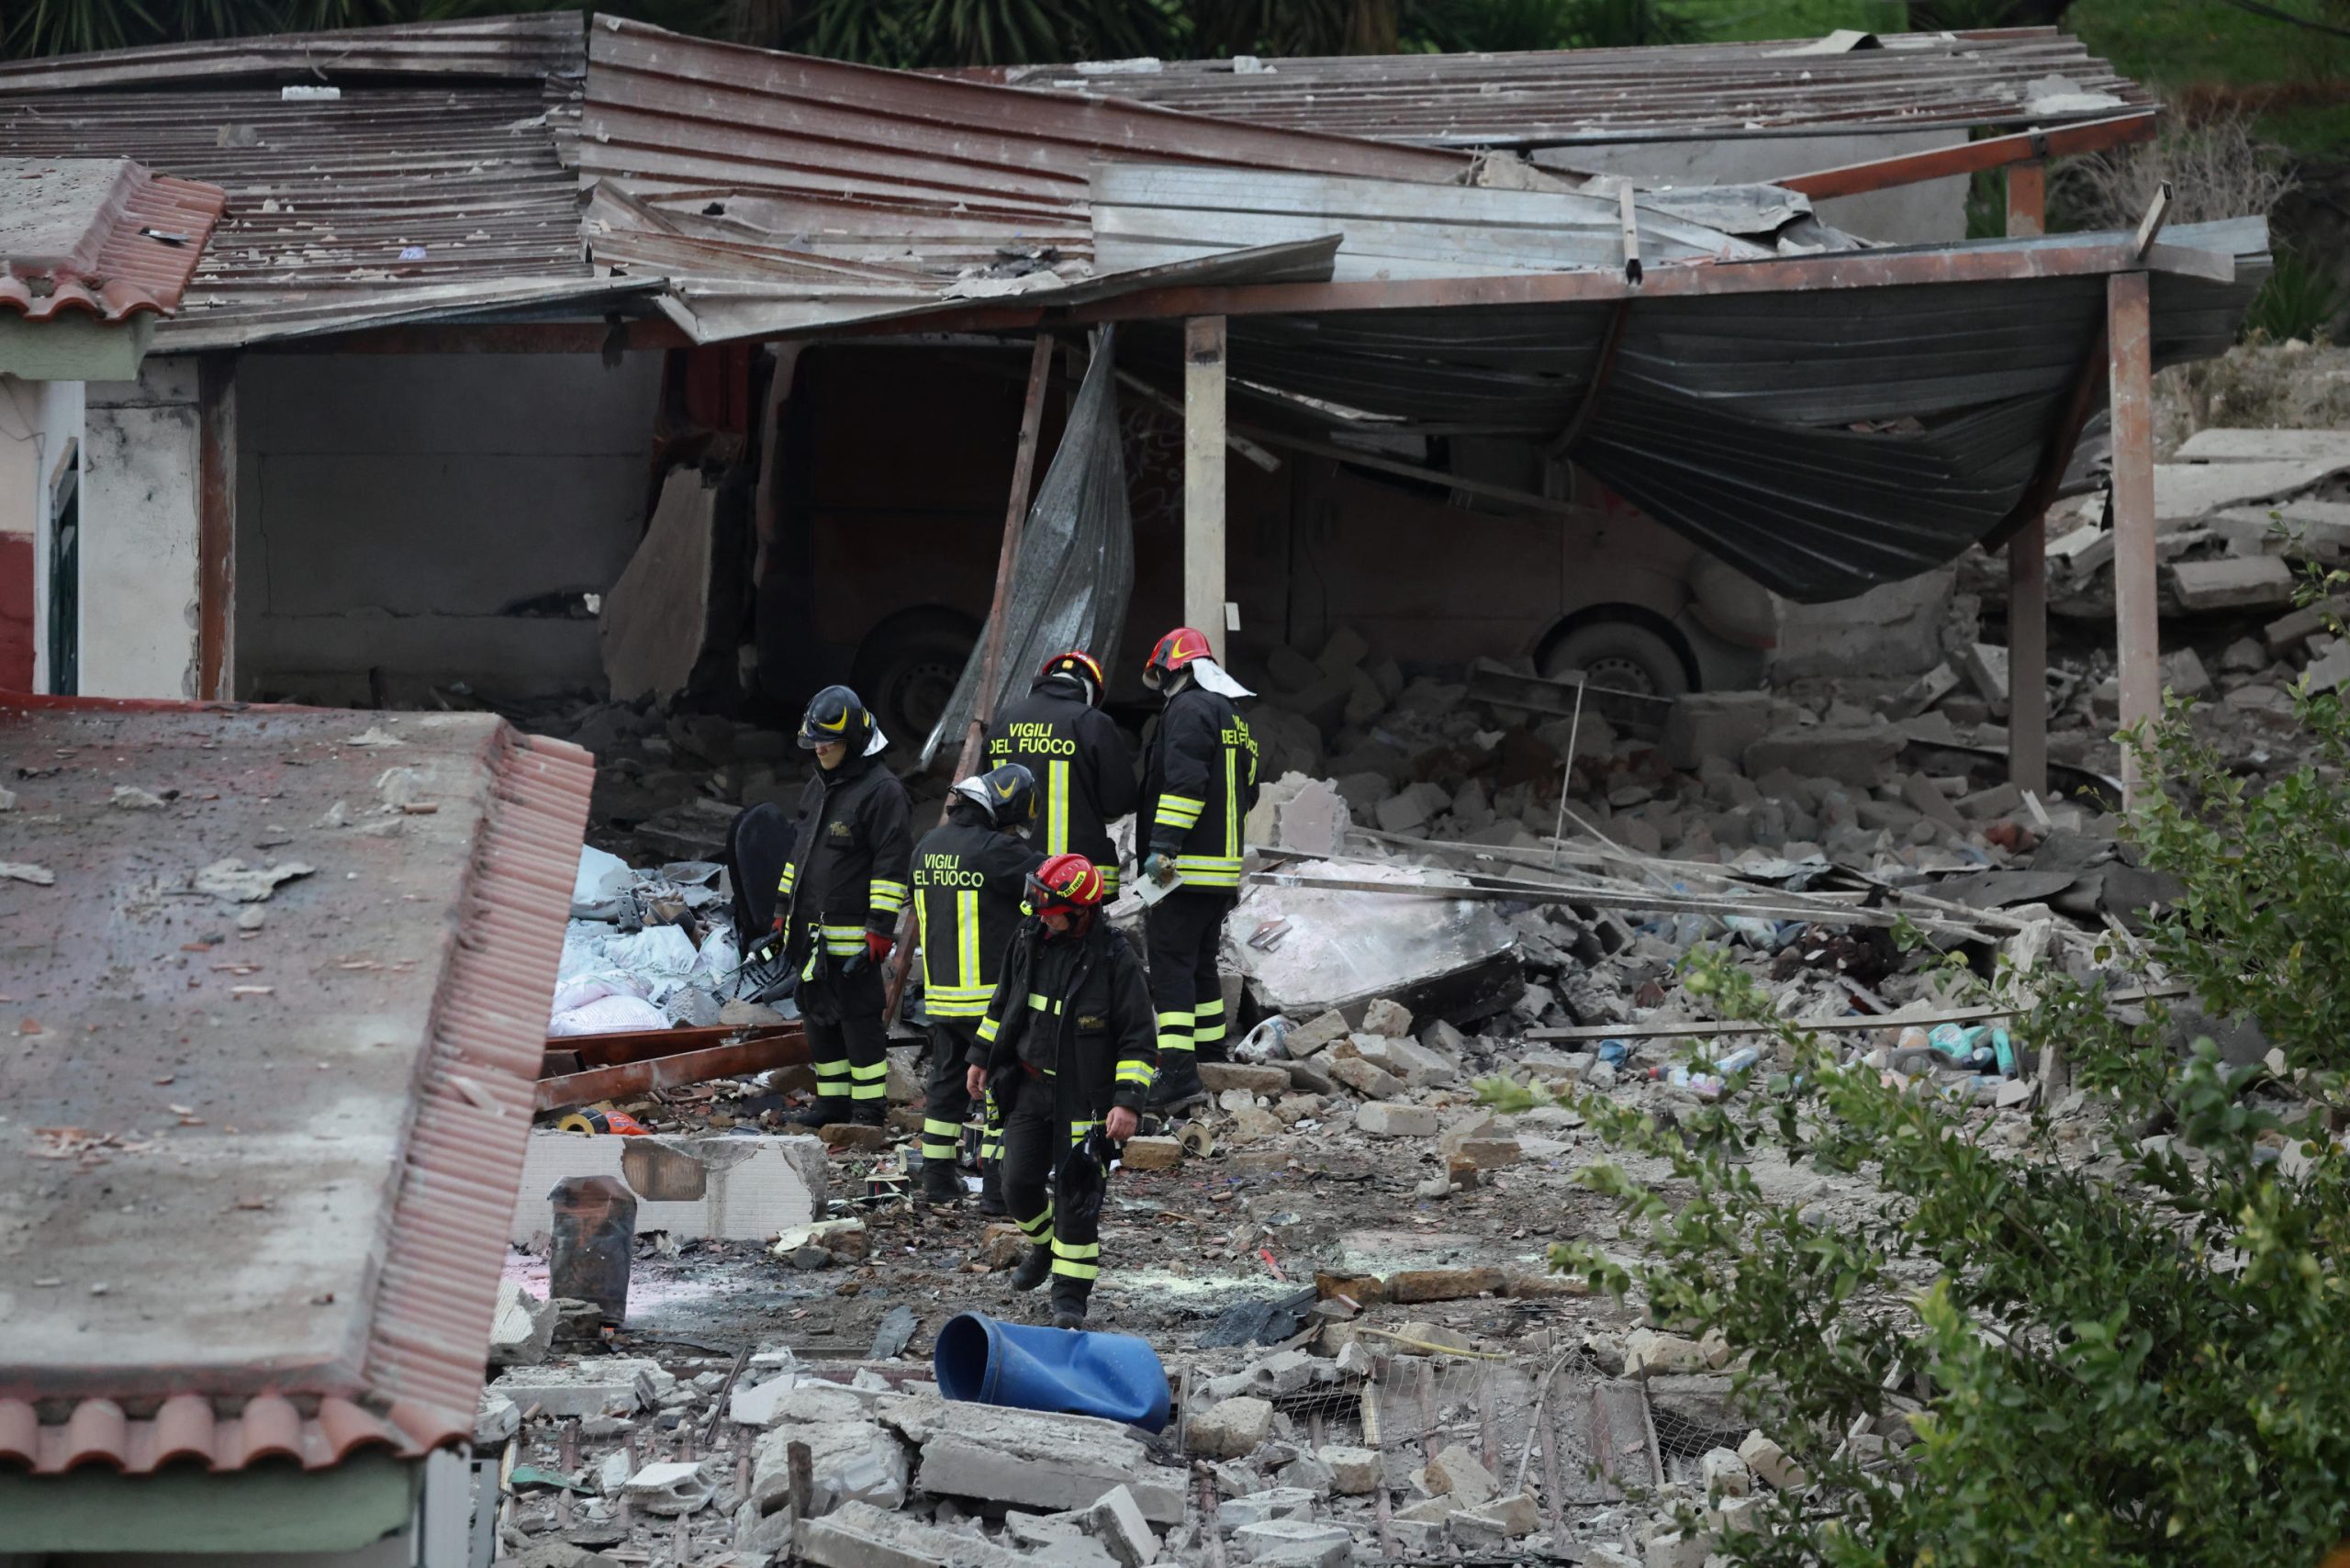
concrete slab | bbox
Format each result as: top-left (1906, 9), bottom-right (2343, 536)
top-left (2174, 428), bottom-right (2350, 465)
top-left (509, 1131), bottom-right (827, 1243)
top-left (488, 1359), bottom-right (673, 1418)
top-left (2155, 459), bottom-right (2344, 524)
top-left (879, 1398), bottom-right (1187, 1524)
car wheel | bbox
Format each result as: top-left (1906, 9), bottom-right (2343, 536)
top-left (852, 611), bottom-right (977, 752)
top-left (1539, 617), bottom-right (1693, 699)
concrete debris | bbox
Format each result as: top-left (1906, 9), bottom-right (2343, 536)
top-left (1231, 1518), bottom-right (1353, 1566)
top-left (797, 1500), bottom-right (1030, 1568)
top-left (109, 784), bottom-right (170, 810)
top-left (0, 862), bottom-right (55, 886)
top-left (1739, 1430), bottom-right (1807, 1490)
top-left (750, 1408), bottom-right (908, 1517)
top-left (622, 1459), bottom-right (716, 1516)
top-left (883, 1399), bottom-right (1188, 1525)
top-left (1189, 1396), bottom-right (1275, 1460)
top-left (1087, 1484), bottom-right (1161, 1567)
top-left (489, 1360), bottom-right (675, 1418)
top-left (194, 857), bottom-right (315, 902)
top-left (489, 1279), bottom-right (557, 1367)
top-left (508, 1131), bottom-right (826, 1243)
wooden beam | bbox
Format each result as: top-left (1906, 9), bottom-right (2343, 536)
top-left (196, 354), bottom-right (236, 701)
top-left (838, 237), bottom-right (2163, 339)
top-left (1781, 111), bottom-right (2157, 202)
top-left (535, 1030), bottom-right (811, 1113)
top-left (256, 319), bottom-right (693, 354)
top-left (2109, 271), bottom-right (2159, 808)
top-left (2005, 162), bottom-right (2048, 799)
top-left (2007, 161), bottom-right (2047, 239)
top-left (1184, 315), bottom-right (1228, 656)
top-left (2009, 516), bottom-right (2049, 798)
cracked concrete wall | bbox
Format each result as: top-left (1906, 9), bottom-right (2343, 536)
top-left (82, 358), bottom-right (201, 700)
top-left (234, 352), bottom-right (663, 703)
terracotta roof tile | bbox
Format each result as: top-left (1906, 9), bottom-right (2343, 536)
top-left (0, 157), bottom-right (224, 322)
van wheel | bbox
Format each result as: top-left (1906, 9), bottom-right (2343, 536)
top-left (852, 610), bottom-right (977, 754)
top-left (1539, 618), bottom-right (1692, 699)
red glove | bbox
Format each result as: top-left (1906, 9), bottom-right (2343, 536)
top-left (864, 930), bottom-right (895, 964)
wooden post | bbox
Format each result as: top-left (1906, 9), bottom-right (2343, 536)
top-left (1184, 316), bottom-right (1228, 657)
top-left (2109, 271), bottom-right (2159, 808)
top-left (881, 334), bottom-right (1055, 1020)
top-left (2006, 161), bottom-right (2046, 239)
top-left (196, 354), bottom-right (237, 701)
top-left (2005, 160), bottom-right (2048, 797)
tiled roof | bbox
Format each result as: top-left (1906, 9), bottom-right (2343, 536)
top-left (0, 699), bottom-right (591, 1475)
top-left (0, 156), bottom-right (224, 321)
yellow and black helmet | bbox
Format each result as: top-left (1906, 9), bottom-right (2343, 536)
top-left (949, 762), bottom-right (1039, 831)
top-left (797, 684), bottom-right (874, 754)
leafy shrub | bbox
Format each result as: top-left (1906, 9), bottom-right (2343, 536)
top-left (1497, 676), bottom-right (2350, 1562)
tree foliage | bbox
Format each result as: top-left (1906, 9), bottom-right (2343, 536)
top-left (1491, 661), bottom-right (2350, 1562)
top-left (4, 0), bottom-right (1707, 64)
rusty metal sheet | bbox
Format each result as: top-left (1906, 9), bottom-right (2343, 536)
top-left (0, 11), bottom-right (582, 95)
top-left (0, 697), bottom-right (592, 1475)
top-left (0, 19), bottom-right (594, 347)
top-left (970, 28), bottom-right (2152, 149)
top-left (536, 1030), bottom-right (811, 1113)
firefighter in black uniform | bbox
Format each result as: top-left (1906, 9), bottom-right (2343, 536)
top-left (767, 686), bottom-right (912, 1127)
top-left (987, 649), bottom-right (1138, 896)
top-left (1136, 626), bottom-right (1259, 1113)
top-left (912, 762), bottom-right (1045, 1207)
top-left (968, 854), bottom-right (1157, 1328)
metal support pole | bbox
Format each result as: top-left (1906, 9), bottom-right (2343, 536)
top-left (2108, 272), bottom-right (2159, 808)
top-left (2005, 160), bottom-right (2048, 797)
top-left (196, 354), bottom-right (237, 700)
top-left (1184, 316), bottom-right (1228, 657)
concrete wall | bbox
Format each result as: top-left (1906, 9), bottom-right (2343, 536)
top-left (1547, 129), bottom-right (1970, 246)
top-left (235, 352), bottom-right (663, 703)
top-left (83, 359), bottom-right (201, 700)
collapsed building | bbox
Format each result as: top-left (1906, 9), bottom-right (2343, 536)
top-left (0, 10), bottom-right (2305, 1568)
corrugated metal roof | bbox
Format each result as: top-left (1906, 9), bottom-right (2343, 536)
top-left (579, 15), bottom-right (1466, 277)
top-left (0, 155), bottom-right (225, 321)
top-left (970, 28), bottom-right (2152, 148)
top-left (0, 11), bottom-right (582, 94)
top-left (0, 16), bottom-right (591, 346)
top-left (0, 699), bottom-right (591, 1476)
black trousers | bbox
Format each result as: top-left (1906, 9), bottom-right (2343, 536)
top-left (1144, 888), bottom-right (1235, 1061)
top-left (994, 1070), bottom-right (1105, 1305)
top-left (922, 1021), bottom-right (1000, 1168)
top-left (803, 959), bottom-right (889, 1113)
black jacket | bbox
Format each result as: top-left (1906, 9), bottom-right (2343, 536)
top-left (1139, 684), bottom-right (1260, 890)
top-left (987, 674), bottom-right (1139, 883)
top-left (777, 753), bottom-right (912, 967)
top-left (974, 919), bottom-right (1157, 1114)
top-left (912, 804), bottom-right (1043, 1021)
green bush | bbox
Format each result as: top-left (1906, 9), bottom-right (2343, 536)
top-left (1498, 676), bottom-right (2350, 1562)
top-left (2245, 246), bottom-right (2349, 345)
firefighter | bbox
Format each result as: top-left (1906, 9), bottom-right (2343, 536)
top-left (767, 686), bottom-right (912, 1127)
top-left (987, 649), bottom-right (1138, 896)
top-left (968, 854), bottom-right (1156, 1328)
top-left (1136, 626), bottom-right (1260, 1113)
top-left (912, 762), bottom-right (1044, 1208)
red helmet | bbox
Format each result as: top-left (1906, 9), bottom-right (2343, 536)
top-left (1141, 626), bottom-right (1214, 689)
top-left (1026, 853), bottom-right (1106, 917)
top-left (1039, 649), bottom-right (1106, 707)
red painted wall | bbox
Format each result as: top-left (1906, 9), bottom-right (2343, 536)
top-left (0, 532), bottom-right (34, 691)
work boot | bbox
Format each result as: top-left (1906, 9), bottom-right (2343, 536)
top-left (978, 1160), bottom-right (1007, 1216)
top-left (783, 1098), bottom-right (841, 1128)
top-left (1144, 1053), bottom-right (1208, 1114)
top-left (918, 1158), bottom-right (963, 1206)
top-left (1008, 1244), bottom-right (1053, 1293)
top-left (850, 1100), bottom-right (888, 1129)
top-left (1049, 1289), bottom-right (1089, 1330)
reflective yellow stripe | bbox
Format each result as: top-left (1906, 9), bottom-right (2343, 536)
top-left (1174, 854), bottom-right (1242, 888)
top-left (1050, 1258), bottom-right (1101, 1281)
top-left (812, 1060), bottom-right (849, 1078)
top-left (978, 1017), bottom-right (1000, 1043)
top-left (1224, 747), bottom-right (1239, 857)
top-left (923, 1118), bottom-right (964, 1138)
top-left (957, 890), bottom-right (979, 990)
top-left (1115, 1065), bottom-right (1154, 1083)
top-left (1027, 992), bottom-right (1062, 1014)
top-left (1155, 794), bottom-right (1203, 830)
top-left (1098, 864), bottom-right (1121, 896)
top-left (870, 879), bottom-right (908, 913)
top-left (1047, 759), bottom-right (1070, 857)
top-left (1053, 1238), bottom-right (1102, 1258)
top-left (1155, 1010), bottom-right (1192, 1026)
top-left (778, 866), bottom-right (796, 894)
top-left (1015, 1204), bottom-right (1054, 1239)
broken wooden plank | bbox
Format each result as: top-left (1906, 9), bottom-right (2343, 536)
top-left (535, 1030), bottom-right (810, 1112)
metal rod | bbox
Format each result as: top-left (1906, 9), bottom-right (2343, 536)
top-left (1784, 112), bottom-right (2154, 201)
top-left (1549, 677), bottom-right (1587, 871)
top-left (2108, 270), bottom-right (2158, 807)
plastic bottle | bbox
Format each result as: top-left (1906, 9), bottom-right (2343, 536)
top-left (1710, 1046), bottom-right (1762, 1074)
top-left (1595, 1040), bottom-right (1628, 1067)
top-left (1928, 1023), bottom-right (1997, 1070)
